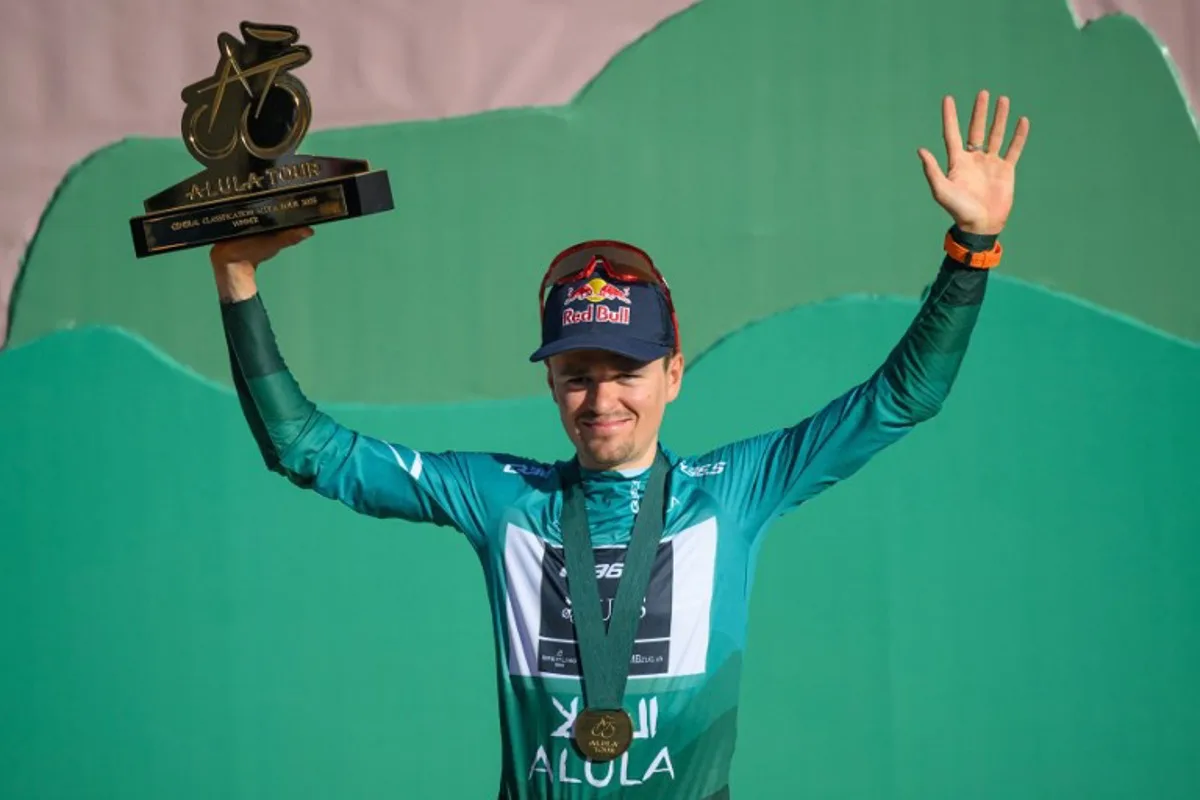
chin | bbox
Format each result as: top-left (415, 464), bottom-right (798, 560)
top-left (580, 441), bottom-right (638, 469)
top-left (585, 448), bottom-right (622, 467)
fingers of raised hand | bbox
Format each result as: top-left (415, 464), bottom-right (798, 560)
top-left (255, 227), bottom-right (313, 254)
top-left (942, 95), bottom-right (963, 161)
top-left (1003, 115), bottom-right (1031, 165)
top-left (948, 89), bottom-right (1030, 165)
top-left (966, 90), bottom-right (990, 151)
top-left (986, 95), bottom-right (1010, 155)
top-left (282, 226), bottom-right (314, 246)
top-left (211, 227), bottom-right (313, 267)
top-left (917, 147), bottom-right (945, 190)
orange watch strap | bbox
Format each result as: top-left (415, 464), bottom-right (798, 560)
top-left (943, 231), bottom-right (1002, 268)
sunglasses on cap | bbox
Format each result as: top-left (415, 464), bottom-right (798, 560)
top-left (537, 239), bottom-right (681, 352)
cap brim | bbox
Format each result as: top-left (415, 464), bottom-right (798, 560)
top-left (529, 334), bottom-right (671, 364)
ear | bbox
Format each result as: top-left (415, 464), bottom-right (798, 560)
top-left (544, 363), bottom-right (556, 399)
top-left (665, 351), bottom-right (685, 403)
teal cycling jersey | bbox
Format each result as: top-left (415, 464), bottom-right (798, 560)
top-left (219, 243), bottom-right (990, 799)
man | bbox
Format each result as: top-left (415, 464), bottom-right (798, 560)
top-left (211, 90), bottom-right (1029, 798)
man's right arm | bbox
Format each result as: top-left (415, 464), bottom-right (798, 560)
top-left (214, 242), bottom-right (501, 547)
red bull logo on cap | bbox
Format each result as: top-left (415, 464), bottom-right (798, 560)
top-left (563, 278), bottom-right (632, 306)
top-left (561, 278), bottom-right (632, 328)
top-left (562, 304), bottom-right (630, 327)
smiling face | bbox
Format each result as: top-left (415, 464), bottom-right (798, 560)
top-left (547, 348), bottom-right (685, 472)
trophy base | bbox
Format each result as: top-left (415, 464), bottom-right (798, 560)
top-left (129, 169), bottom-right (393, 258)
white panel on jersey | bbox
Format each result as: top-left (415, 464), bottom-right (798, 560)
top-left (504, 524), bottom-right (547, 677)
top-left (503, 520), bottom-right (717, 680)
top-left (665, 517), bottom-right (717, 677)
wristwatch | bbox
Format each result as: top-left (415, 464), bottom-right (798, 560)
top-left (943, 227), bottom-right (1002, 269)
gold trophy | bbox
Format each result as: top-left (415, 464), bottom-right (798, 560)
top-left (130, 21), bottom-right (394, 258)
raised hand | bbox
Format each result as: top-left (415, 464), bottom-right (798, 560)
top-left (918, 90), bottom-right (1030, 236)
top-left (210, 226), bottom-right (314, 269)
top-left (209, 226), bottom-right (313, 302)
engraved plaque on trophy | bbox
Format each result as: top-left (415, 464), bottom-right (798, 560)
top-left (129, 21), bottom-right (394, 258)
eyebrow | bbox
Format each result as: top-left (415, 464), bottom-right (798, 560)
top-left (558, 356), bottom-right (647, 375)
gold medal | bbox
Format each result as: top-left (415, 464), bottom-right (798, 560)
top-left (573, 708), bottom-right (634, 762)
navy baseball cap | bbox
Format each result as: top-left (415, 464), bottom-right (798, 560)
top-left (530, 240), bottom-right (678, 364)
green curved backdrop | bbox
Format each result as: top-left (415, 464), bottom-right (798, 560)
top-left (3, 0), bottom-right (1198, 797)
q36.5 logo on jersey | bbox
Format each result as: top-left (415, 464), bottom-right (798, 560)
top-left (537, 544), bottom-right (674, 678)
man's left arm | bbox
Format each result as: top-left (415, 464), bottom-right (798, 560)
top-left (705, 89), bottom-right (1030, 534)
top-left (714, 227), bottom-right (993, 528)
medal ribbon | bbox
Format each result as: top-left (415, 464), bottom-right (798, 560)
top-left (559, 450), bottom-right (669, 711)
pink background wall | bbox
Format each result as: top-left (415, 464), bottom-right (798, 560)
top-left (2, 0), bottom-right (1196, 346)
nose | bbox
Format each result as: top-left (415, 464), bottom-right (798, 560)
top-left (587, 377), bottom-right (623, 414)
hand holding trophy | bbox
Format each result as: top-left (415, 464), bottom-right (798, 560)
top-left (130, 21), bottom-right (393, 258)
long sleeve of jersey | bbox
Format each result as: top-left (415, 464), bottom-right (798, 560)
top-left (708, 228), bottom-right (996, 534)
top-left (221, 228), bottom-right (994, 549)
top-left (219, 292), bottom-right (519, 549)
